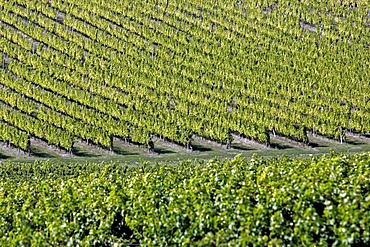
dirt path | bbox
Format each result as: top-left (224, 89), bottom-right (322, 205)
top-left (31, 138), bottom-right (70, 158)
top-left (346, 132), bottom-right (370, 144)
top-left (232, 134), bottom-right (270, 150)
top-left (2, 133), bottom-right (369, 163)
top-left (0, 143), bottom-right (28, 159)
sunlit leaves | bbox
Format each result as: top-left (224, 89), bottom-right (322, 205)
top-left (0, 153), bottom-right (369, 245)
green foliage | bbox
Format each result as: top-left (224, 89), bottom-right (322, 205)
top-left (0, 121), bottom-right (29, 151)
top-left (0, 153), bottom-right (369, 245)
top-left (0, 0), bottom-right (369, 152)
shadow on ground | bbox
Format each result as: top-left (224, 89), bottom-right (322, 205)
top-left (192, 143), bottom-right (212, 152)
top-left (308, 142), bottom-right (329, 148)
top-left (231, 143), bottom-right (253, 151)
top-left (72, 147), bottom-right (101, 157)
top-left (153, 147), bottom-right (175, 154)
top-left (0, 152), bottom-right (11, 159)
top-left (112, 146), bottom-right (138, 156)
top-left (270, 142), bottom-right (292, 150)
top-left (31, 148), bottom-right (58, 158)
top-left (344, 139), bottom-right (366, 145)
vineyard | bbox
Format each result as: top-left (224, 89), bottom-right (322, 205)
top-left (0, 153), bottom-right (369, 245)
top-left (0, 0), bottom-right (369, 157)
top-left (1, 1), bottom-right (370, 245)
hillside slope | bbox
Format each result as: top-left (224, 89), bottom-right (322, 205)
top-left (0, 0), bottom-right (369, 155)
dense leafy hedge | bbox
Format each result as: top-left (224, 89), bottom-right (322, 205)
top-left (0, 153), bottom-right (369, 245)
